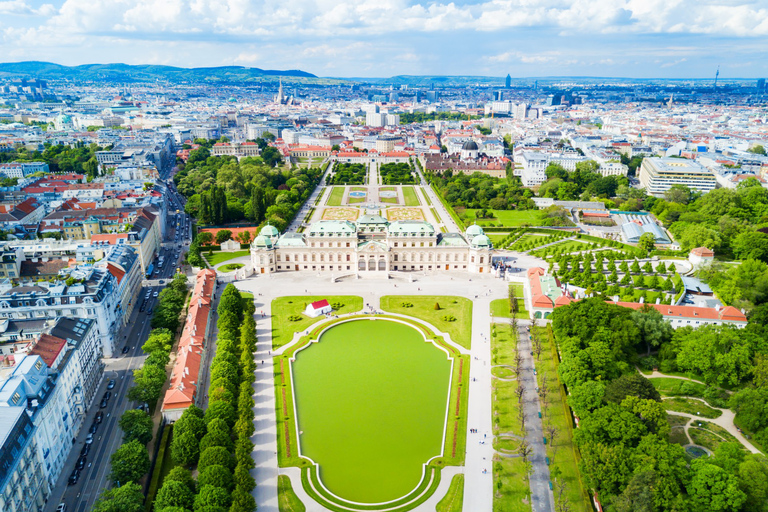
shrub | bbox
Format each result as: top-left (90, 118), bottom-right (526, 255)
top-left (331, 302), bottom-right (344, 309)
top-left (434, 302), bottom-right (441, 310)
top-left (442, 314), bottom-right (457, 322)
top-left (288, 314), bottom-right (302, 322)
top-left (401, 302), bottom-right (413, 308)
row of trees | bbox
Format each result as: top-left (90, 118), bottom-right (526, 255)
top-left (551, 298), bottom-right (768, 512)
top-left (176, 145), bottom-right (321, 231)
top-left (162, 284), bottom-right (257, 512)
top-left (538, 161), bottom-right (628, 201)
top-left (151, 274), bottom-right (190, 333)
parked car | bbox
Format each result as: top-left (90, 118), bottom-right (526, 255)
top-left (68, 469), bottom-right (79, 486)
top-left (103, 391), bottom-right (111, 401)
top-left (88, 423), bottom-right (98, 434)
top-left (76, 456), bottom-right (87, 470)
top-left (56, 503), bottom-right (67, 512)
top-left (85, 433), bottom-right (94, 444)
top-left (80, 444), bottom-right (90, 457)
top-left (122, 346), bottom-right (130, 354)
top-left (99, 399), bottom-right (108, 409)
top-left (95, 412), bottom-right (103, 424)
top-left (153, 291), bottom-right (159, 297)
top-left (107, 379), bottom-right (115, 389)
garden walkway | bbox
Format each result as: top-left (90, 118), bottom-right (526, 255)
top-left (662, 397), bottom-right (760, 454)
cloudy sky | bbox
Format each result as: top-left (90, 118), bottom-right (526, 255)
top-left (1, 0), bottom-right (767, 78)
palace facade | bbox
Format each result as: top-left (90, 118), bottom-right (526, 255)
top-left (249, 215), bottom-right (493, 276)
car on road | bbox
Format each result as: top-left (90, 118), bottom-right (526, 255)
top-left (56, 503), bottom-right (67, 512)
top-left (153, 291), bottom-right (159, 297)
top-left (107, 379), bottom-right (115, 389)
top-left (88, 423), bottom-right (98, 434)
top-left (122, 346), bottom-right (130, 354)
top-left (147, 309), bottom-right (153, 315)
top-left (95, 412), bottom-right (103, 424)
top-left (159, 280), bottom-right (164, 284)
top-left (103, 391), bottom-right (111, 401)
top-left (68, 469), bottom-right (79, 485)
top-left (85, 433), bottom-right (94, 444)
top-left (99, 398), bottom-right (108, 409)
top-left (80, 444), bottom-right (90, 457)
top-left (76, 456), bottom-right (87, 470)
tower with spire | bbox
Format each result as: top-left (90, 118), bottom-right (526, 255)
top-left (274, 79), bottom-right (285, 104)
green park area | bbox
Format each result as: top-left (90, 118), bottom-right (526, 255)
top-left (462, 209), bottom-right (543, 227)
top-left (271, 295), bottom-right (363, 349)
top-left (403, 186), bottom-right (421, 206)
top-left (436, 475), bottom-right (464, 512)
top-left (490, 284), bottom-right (527, 319)
top-left (278, 475), bottom-right (306, 512)
top-left (292, 319), bottom-right (451, 503)
top-left (327, 187), bottom-right (345, 206)
top-left (380, 296), bottom-right (473, 349)
top-left (204, 249), bottom-right (250, 267)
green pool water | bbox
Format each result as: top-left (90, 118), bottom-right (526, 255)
top-left (292, 319), bottom-right (452, 503)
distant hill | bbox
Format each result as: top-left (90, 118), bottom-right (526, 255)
top-left (0, 61), bottom-right (328, 84)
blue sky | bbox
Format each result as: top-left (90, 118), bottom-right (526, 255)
top-left (1, 0), bottom-right (767, 78)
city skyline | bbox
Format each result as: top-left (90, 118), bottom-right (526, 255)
top-left (1, 0), bottom-right (767, 78)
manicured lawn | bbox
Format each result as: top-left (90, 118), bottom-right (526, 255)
top-left (464, 209), bottom-right (543, 227)
top-left (380, 196), bottom-right (399, 204)
top-left (490, 284), bottom-right (527, 319)
top-left (436, 474), bottom-right (464, 512)
top-left (689, 428), bottom-right (728, 452)
top-left (531, 240), bottom-right (590, 257)
top-left (327, 186), bottom-right (345, 206)
top-left (271, 296), bottom-right (363, 349)
top-left (293, 320), bottom-right (451, 503)
top-left (381, 186), bottom-right (396, 192)
top-left (535, 328), bottom-right (591, 512)
top-left (348, 196), bottom-right (366, 204)
top-left (219, 263), bottom-right (244, 272)
top-left (662, 398), bottom-right (722, 419)
top-left (205, 249), bottom-right (250, 266)
top-left (403, 186), bottom-right (421, 206)
top-left (650, 377), bottom-right (709, 398)
top-left (278, 475), bottom-right (306, 512)
top-left (508, 234), bottom-right (554, 251)
top-left (380, 295), bottom-right (473, 350)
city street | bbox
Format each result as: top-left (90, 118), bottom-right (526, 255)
top-left (43, 165), bottom-right (191, 512)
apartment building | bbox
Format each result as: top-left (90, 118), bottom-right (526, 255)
top-left (0, 406), bottom-right (48, 512)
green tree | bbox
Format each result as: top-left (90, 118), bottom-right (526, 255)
top-left (171, 430), bottom-right (201, 467)
top-left (631, 304), bottom-right (673, 353)
top-left (127, 363), bottom-right (166, 405)
top-left (198, 464), bottom-right (234, 492)
top-left (199, 429), bottom-right (235, 453)
top-left (92, 482), bottom-right (144, 512)
top-left (118, 409), bottom-right (153, 445)
top-left (675, 325), bottom-right (755, 386)
top-left (738, 454), bottom-right (768, 512)
top-left (174, 405), bottom-right (206, 439)
top-left (687, 460), bottom-right (746, 511)
top-left (154, 480), bottom-right (195, 511)
top-left (194, 485), bottom-right (231, 511)
top-left (604, 374), bottom-right (661, 404)
top-left (109, 440), bottom-right (150, 485)
top-left (732, 231), bottom-right (768, 262)
top-left (234, 463), bottom-right (256, 492)
top-left (164, 466), bottom-right (196, 493)
top-left (205, 400), bottom-right (237, 427)
top-left (567, 380), bottom-right (606, 419)
top-left (198, 446), bottom-right (236, 471)
top-left (215, 229), bottom-right (233, 244)
top-left (638, 232), bottom-right (656, 254)
top-left (747, 145), bottom-right (766, 155)
top-left (198, 232), bottom-right (214, 245)
top-left (729, 387), bottom-right (768, 433)
top-left (229, 486), bottom-right (257, 512)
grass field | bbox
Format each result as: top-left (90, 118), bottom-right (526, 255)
top-left (650, 377), bottom-right (709, 398)
top-left (270, 296), bottom-right (363, 349)
top-left (293, 320), bottom-right (451, 503)
top-left (462, 209), bottom-right (543, 227)
top-left (662, 398), bottom-right (722, 419)
top-left (205, 249), bottom-right (250, 266)
top-left (531, 240), bottom-right (590, 257)
top-left (536, 328), bottom-right (591, 512)
top-left (508, 234), bottom-right (554, 251)
top-left (278, 475), bottom-right (306, 512)
top-left (380, 295), bottom-right (473, 350)
top-left (490, 284), bottom-right (527, 319)
top-left (327, 187), bottom-right (345, 206)
top-left (403, 186), bottom-right (421, 206)
top-left (380, 196), bottom-right (399, 204)
top-left (436, 475), bottom-right (464, 512)
top-left (689, 428), bottom-right (728, 452)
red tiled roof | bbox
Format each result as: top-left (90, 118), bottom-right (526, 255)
top-left (310, 299), bottom-right (330, 309)
top-left (29, 334), bottom-right (67, 368)
top-left (691, 247), bottom-right (715, 257)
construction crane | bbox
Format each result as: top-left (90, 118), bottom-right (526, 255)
top-left (714, 65), bottom-right (720, 89)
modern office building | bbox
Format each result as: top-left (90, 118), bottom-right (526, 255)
top-left (638, 157), bottom-right (717, 197)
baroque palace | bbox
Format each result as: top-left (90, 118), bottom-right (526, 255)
top-left (249, 214), bottom-right (493, 276)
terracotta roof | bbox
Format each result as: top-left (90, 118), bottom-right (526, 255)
top-left (29, 334), bottom-right (66, 368)
top-left (310, 299), bottom-right (330, 309)
top-left (691, 247), bottom-right (715, 257)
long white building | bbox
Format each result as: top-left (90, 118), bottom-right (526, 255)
top-left (639, 157), bottom-right (717, 197)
